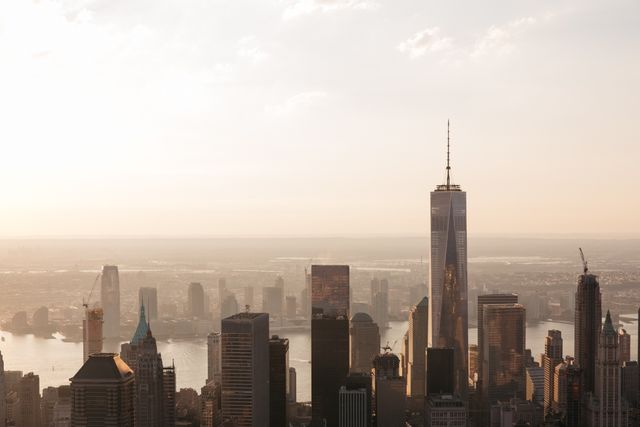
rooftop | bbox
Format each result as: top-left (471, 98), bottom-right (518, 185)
top-left (71, 353), bottom-right (133, 381)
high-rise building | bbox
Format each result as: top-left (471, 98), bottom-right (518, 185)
top-left (42, 386), bottom-right (60, 427)
top-left (349, 312), bottom-right (380, 374)
top-left (138, 287), bottom-right (158, 320)
top-left (289, 367), bottom-right (297, 403)
top-left (372, 352), bottom-right (406, 427)
top-left (201, 380), bottom-right (222, 427)
top-left (263, 286), bottom-right (284, 318)
top-left (621, 361), bottom-right (639, 416)
top-left (188, 282), bottom-right (206, 318)
top-left (427, 347), bottom-right (454, 396)
top-left (429, 124), bottom-right (468, 397)
top-left (162, 364), bottom-right (176, 426)
top-left (82, 307), bottom-right (103, 363)
top-left (525, 366), bottom-right (544, 404)
top-left (574, 255), bottom-right (601, 395)
top-left (481, 303), bottom-right (526, 403)
top-left (119, 303), bottom-right (150, 372)
top-left (618, 328), bottom-right (631, 364)
top-left (469, 344), bottom-right (479, 383)
top-left (286, 295), bottom-right (297, 319)
top-left (70, 353), bottom-right (135, 426)
top-left (18, 372), bottom-right (41, 427)
top-left (53, 385), bottom-right (71, 427)
top-left (425, 394), bottom-right (467, 427)
top-left (553, 357), bottom-right (582, 427)
top-left (370, 278), bottom-right (389, 329)
top-left (133, 327), bottom-right (166, 427)
top-left (311, 265), bottom-right (350, 427)
top-left (244, 286), bottom-right (254, 310)
top-left (221, 294), bottom-right (239, 320)
top-left (100, 265), bottom-right (120, 339)
top-left (0, 352), bottom-right (5, 427)
top-left (588, 311), bottom-right (628, 426)
top-left (406, 297), bottom-right (428, 408)
top-left (221, 312), bottom-right (269, 427)
top-left (338, 385), bottom-right (368, 427)
top-left (269, 335), bottom-right (289, 427)
top-left (207, 332), bottom-right (221, 385)
top-left (477, 293), bottom-right (518, 383)
top-left (542, 330), bottom-right (563, 415)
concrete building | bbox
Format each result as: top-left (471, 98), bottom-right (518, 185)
top-left (82, 307), bottom-right (103, 363)
top-left (372, 352), bottom-right (406, 427)
top-left (338, 386), bottom-right (368, 427)
top-left (100, 265), bottom-right (120, 339)
top-left (553, 357), bottom-right (582, 426)
top-left (525, 366), bottom-right (544, 404)
top-left (221, 312), bottom-right (269, 427)
top-left (574, 260), bottom-right (601, 395)
top-left (349, 312), bottom-right (380, 374)
top-left (70, 353), bottom-right (135, 426)
top-left (430, 130), bottom-right (468, 398)
top-left (18, 372), bottom-right (41, 427)
top-left (542, 330), bottom-right (563, 415)
top-left (288, 367), bottom-right (297, 403)
top-left (188, 282), bottom-right (206, 318)
top-left (619, 328), bottom-right (631, 364)
top-left (427, 347), bottom-right (455, 396)
top-left (406, 297), bottom-right (428, 409)
top-left (425, 394), bottom-right (467, 427)
top-left (477, 294), bottom-right (518, 383)
top-left (207, 332), bottom-right (221, 385)
top-left (201, 380), bottom-right (222, 427)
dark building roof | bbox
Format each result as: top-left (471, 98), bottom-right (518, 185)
top-left (71, 353), bottom-right (133, 381)
top-left (351, 312), bottom-right (373, 323)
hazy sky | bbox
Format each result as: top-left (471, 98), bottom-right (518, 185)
top-left (0, 0), bottom-right (638, 237)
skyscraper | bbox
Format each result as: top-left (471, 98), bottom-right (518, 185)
top-left (372, 352), bottom-right (406, 427)
top-left (263, 286), bottom-right (284, 319)
top-left (221, 294), bottom-right (239, 319)
top-left (338, 386), bottom-right (368, 427)
top-left (188, 282), bottom-right (206, 318)
top-left (426, 347), bottom-right (454, 396)
top-left (100, 265), bottom-right (120, 339)
top-left (477, 293), bottom-right (518, 383)
top-left (618, 328), bottom-right (631, 364)
top-left (481, 303), bottom-right (526, 403)
top-left (406, 297), bottom-right (428, 409)
top-left (349, 312), bottom-right (380, 374)
top-left (286, 296), bottom-right (297, 319)
top-left (370, 278), bottom-right (389, 329)
top-left (139, 287), bottom-right (158, 320)
top-left (201, 380), bottom-right (222, 427)
top-left (542, 330), bottom-right (563, 415)
top-left (588, 311), bottom-right (627, 426)
top-left (269, 335), bottom-right (289, 427)
top-left (207, 332), bottom-right (221, 385)
top-left (70, 353), bottom-right (135, 426)
top-left (18, 372), bottom-right (41, 427)
top-left (553, 357), bottom-right (582, 427)
top-left (221, 312), bottom-right (269, 427)
top-left (311, 265), bottom-right (350, 427)
top-left (430, 123), bottom-right (468, 397)
top-left (574, 251), bottom-right (601, 395)
top-left (162, 364), bottom-right (176, 426)
top-left (82, 307), bottom-right (103, 363)
top-left (134, 327), bottom-right (168, 427)
top-left (0, 352), bottom-right (5, 427)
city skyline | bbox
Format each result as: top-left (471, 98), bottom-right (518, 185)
top-left (0, 0), bottom-right (638, 238)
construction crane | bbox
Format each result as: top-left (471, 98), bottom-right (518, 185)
top-left (82, 273), bottom-right (101, 309)
top-left (579, 248), bottom-right (589, 275)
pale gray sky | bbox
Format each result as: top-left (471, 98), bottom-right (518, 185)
top-left (0, 0), bottom-right (638, 237)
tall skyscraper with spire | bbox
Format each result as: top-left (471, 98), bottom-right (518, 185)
top-left (429, 121), bottom-right (468, 397)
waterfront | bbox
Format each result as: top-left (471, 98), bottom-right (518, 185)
top-left (0, 317), bottom-right (637, 402)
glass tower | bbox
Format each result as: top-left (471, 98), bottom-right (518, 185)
top-left (429, 123), bottom-right (468, 397)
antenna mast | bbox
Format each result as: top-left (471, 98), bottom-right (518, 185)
top-left (579, 248), bottom-right (588, 274)
top-left (446, 120), bottom-right (451, 189)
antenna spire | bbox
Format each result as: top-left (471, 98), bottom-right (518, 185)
top-left (446, 120), bottom-right (451, 189)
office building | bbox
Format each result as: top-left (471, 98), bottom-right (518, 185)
top-left (286, 295), bottom-right (297, 319)
top-left (207, 332), bottom-right (221, 384)
top-left (542, 330), bottom-right (563, 415)
top-left (100, 265), bottom-right (120, 339)
top-left (221, 312), bottom-right (269, 427)
top-left (138, 287), bottom-right (158, 320)
top-left (311, 265), bottom-right (350, 427)
top-left (119, 303), bottom-right (150, 371)
top-left (370, 278), bottom-right (389, 329)
top-left (263, 286), bottom-right (284, 318)
top-left (53, 385), bottom-right (71, 427)
top-left (426, 394), bottom-right (467, 427)
top-left (574, 257), bottom-right (601, 395)
top-left (349, 312), bottom-right (380, 374)
top-left (430, 125), bottom-right (468, 397)
top-left (133, 327), bottom-right (167, 427)
top-left (482, 303), bottom-right (526, 403)
top-left (588, 311), bottom-right (627, 426)
top-left (469, 344), bottom-right (479, 383)
top-left (427, 347), bottom-right (454, 396)
top-left (339, 386), bottom-right (368, 427)
top-left (82, 307), bottom-right (103, 363)
top-left (553, 357), bottom-right (582, 426)
top-left (619, 328), bottom-right (631, 364)
top-left (163, 364), bottom-right (176, 426)
top-left (289, 367), bottom-right (297, 403)
top-left (221, 294), bottom-right (239, 320)
top-left (18, 372), bottom-right (41, 427)
top-left (269, 336), bottom-right (289, 427)
top-left (70, 353), bottom-right (135, 426)
top-left (201, 380), bottom-right (222, 427)
top-left (188, 282), bottom-right (206, 318)
top-left (477, 293), bottom-right (518, 383)
top-left (621, 361), bottom-right (639, 413)
top-left (406, 297), bottom-right (428, 408)
top-left (373, 351), bottom-right (406, 427)
top-left (42, 386), bottom-right (60, 427)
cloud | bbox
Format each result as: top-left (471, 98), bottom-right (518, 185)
top-left (237, 36), bottom-right (269, 64)
top-left (397, 27), bottom-right (453, 58)
top-left (265, 91), bottom-right (327, 116)
top-left (471, 17), bottom-right (536, 58)
top-left (283, 0), bottom-right (378, 20)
